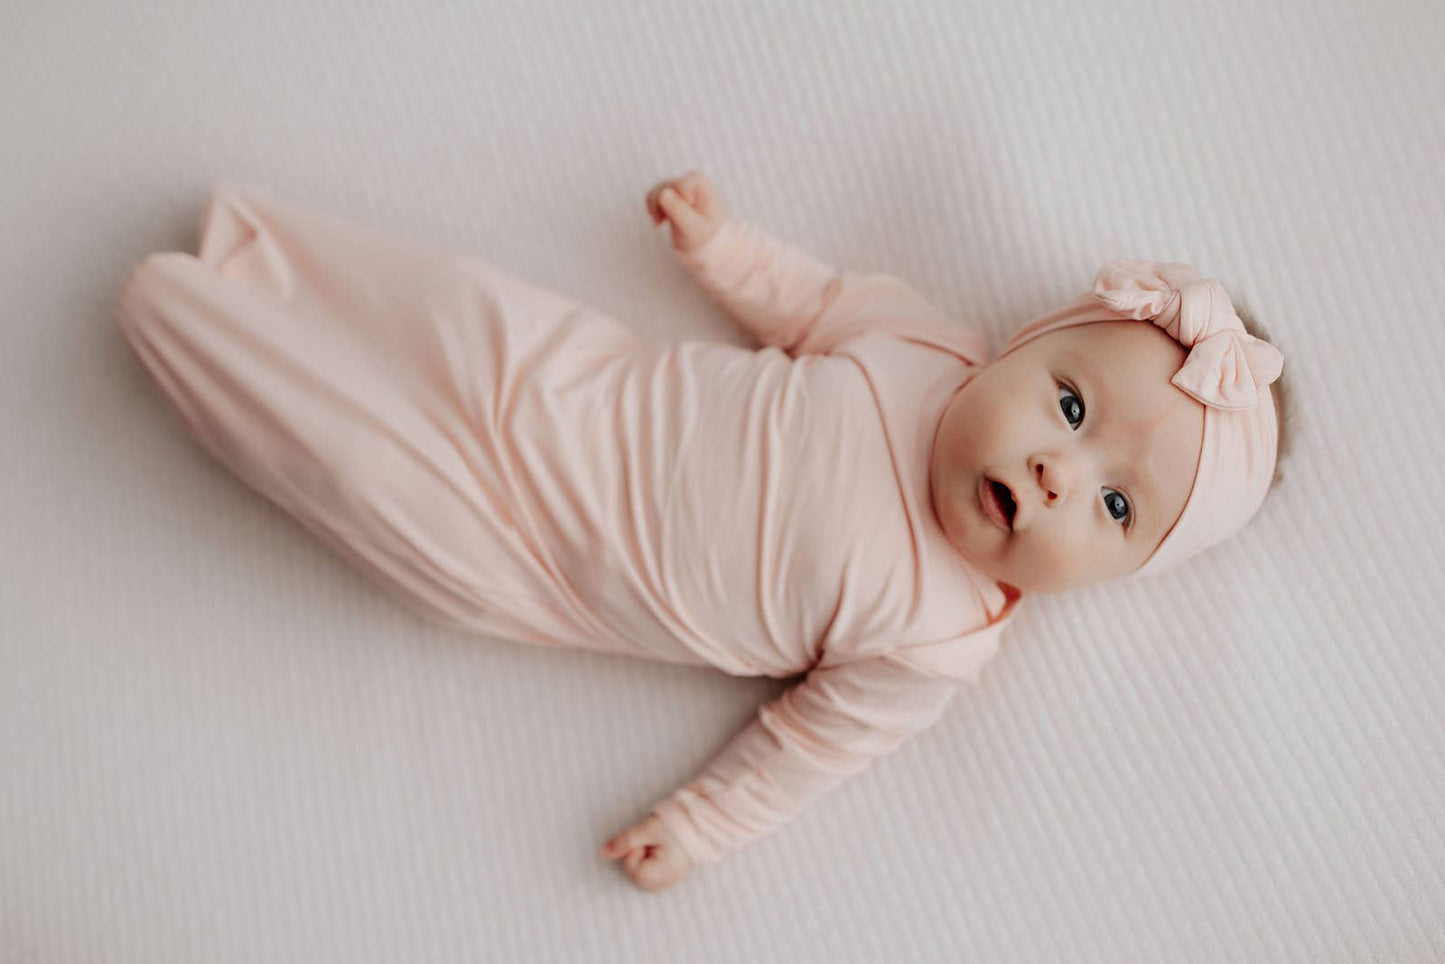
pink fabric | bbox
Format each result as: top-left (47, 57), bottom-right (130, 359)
top-left (113, 183), bottom-right (1020, 868)
top-left (999, 260), bottom-right (1285, 578)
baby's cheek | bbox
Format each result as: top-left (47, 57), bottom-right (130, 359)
top-left (1015, 531), bottom-right (1091, 593)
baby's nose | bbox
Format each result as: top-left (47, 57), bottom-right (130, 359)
top-left (1033, 456), bottom-right (1076, 504)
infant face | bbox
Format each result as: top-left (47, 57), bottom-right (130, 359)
top-left (928, 321), bottom-right (1204, 594)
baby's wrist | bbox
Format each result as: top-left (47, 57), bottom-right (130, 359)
top-left (673, 216), bottom-right (735, 261)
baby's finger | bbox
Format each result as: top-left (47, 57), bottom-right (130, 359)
top-left (677, 170), bottom-right (721, 216)
top-left (604, 824), bottom-right (651, 857)
top-left (657, 188), bottom-right (704, 233)
top-left (656, 186), bottom-right (687, 214)
top-left (649, 180), bottom-right (686, 218)
top-left (633, 860), bottom-right (670, 893)
top-left (645, 185), bottom-right (669, 224)
top-left (676, 170), bottom-right (708, 204)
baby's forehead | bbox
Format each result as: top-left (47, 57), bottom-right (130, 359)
top-left (1040, 323), bottom-right (1204, 447)
top-left (1053, 323), bottom-right (1189, 397)
top-left (1060, 318), bottom-right (1183, 356)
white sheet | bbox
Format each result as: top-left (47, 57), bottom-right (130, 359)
top-left (3, 1), bottom-right (1441, 960)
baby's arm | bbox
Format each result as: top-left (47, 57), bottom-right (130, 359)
top-left (650, 172), bottom-right (985, 360)
top-left (646, 655), bottom-right (961, 871)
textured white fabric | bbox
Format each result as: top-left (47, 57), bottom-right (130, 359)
top-left (2, 1), bottom-right (1442, 961)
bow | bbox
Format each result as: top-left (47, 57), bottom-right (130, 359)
top-left (1091, 260), bottom-right (1284, 411)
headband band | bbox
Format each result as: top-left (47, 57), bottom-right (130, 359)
top-left (998, 260), bottom-right (1285, 579)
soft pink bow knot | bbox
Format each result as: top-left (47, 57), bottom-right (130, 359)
top-left (1090, 260), bottom-right (1200, 324)
top-left (1090, 259), bottom-right (1283, 411)
top-left (1171, 328), bottom-right (1285, 411)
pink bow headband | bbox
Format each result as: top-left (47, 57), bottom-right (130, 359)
top-left (998, 260), bottom-right (1285, 579)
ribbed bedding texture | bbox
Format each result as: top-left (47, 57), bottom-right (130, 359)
top-left (2, 1), bottom-right (1440, 961)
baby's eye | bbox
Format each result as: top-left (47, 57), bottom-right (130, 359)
top-left (1103, 488), bottom-right (1131, 526)
top-left (1057, 383), bottom-right (1084, 429)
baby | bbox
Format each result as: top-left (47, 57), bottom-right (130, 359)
top-left (114, 172), bottom-right (1287, 894)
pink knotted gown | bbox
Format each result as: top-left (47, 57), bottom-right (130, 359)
top-left (114, 183), bottom-right (1020, 866)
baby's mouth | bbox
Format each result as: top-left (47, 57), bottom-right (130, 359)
top-left (981, 476), bottom-right (1018, 532)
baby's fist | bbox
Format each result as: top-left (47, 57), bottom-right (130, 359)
top-left (645, 170), bottom-right (728, 252)
top-left (600, 812), bottom-right (693, 892)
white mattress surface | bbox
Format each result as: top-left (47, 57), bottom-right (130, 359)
top-left (2, 1), bottom-right (1442, 961)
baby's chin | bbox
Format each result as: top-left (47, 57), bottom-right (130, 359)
top-left (939, 521), bottom-right (1022, 589)
top-left (947, 534), bottom-right (1094, 595)
top-left (957, 551), bottom-right (1039, 594)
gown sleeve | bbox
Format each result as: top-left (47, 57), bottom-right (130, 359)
top-left (646, 653), bottom-right (966, 867)
top-left (670, 216), bottom-right (989, 363)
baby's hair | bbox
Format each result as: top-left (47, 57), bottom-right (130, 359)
top-left (1230, 300), bottom-right (1293, 491)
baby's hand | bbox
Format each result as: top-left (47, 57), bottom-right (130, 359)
top-left (600, 812), bottom-right (693, 892)
top-left (644, 170), bottom-right (729, 252)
